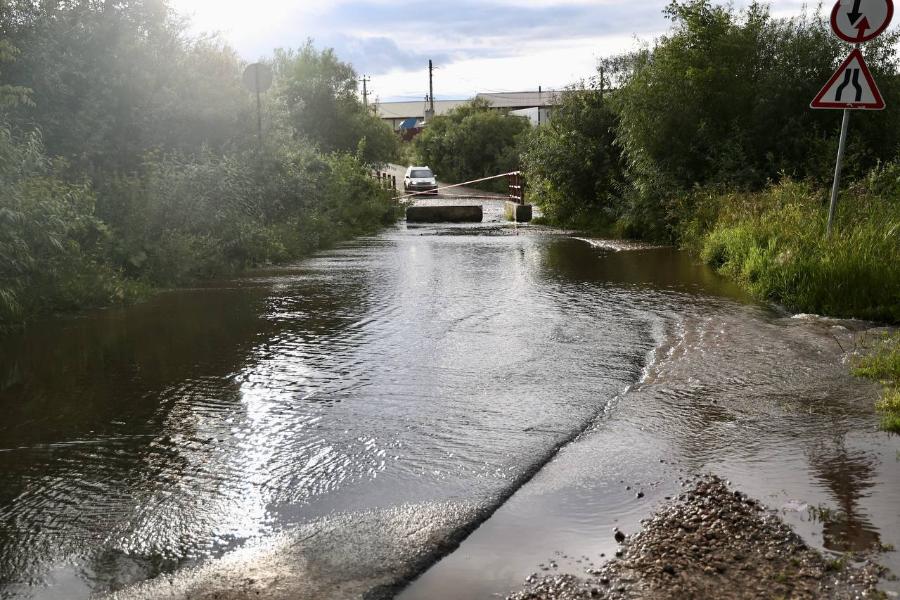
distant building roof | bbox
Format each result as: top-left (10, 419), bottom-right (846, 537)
top-left (373, 99), bottom-right (469, 120)
top-left (374, 90), bottom-right (564, 124)
top-left (474, 90), bottom-right (562, 108)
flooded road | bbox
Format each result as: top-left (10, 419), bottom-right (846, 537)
top-left (1, 210), bottom-right (896, 599)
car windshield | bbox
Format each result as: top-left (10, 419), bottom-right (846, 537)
top-left (410, 169), bottom-right (433, 178)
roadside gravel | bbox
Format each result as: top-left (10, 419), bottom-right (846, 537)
top-left (508, 475), bottom-right (887, 599)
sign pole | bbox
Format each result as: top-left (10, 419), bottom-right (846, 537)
top-left (827, 108), bottom-right (851, 237)
top-left (243, 63), bottom-right (273, 153)
top-left (814, 1), bottom-right (894, 236)
top-left (255, 69), bottom-right (263, 151)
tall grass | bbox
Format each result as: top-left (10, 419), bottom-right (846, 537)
top-left (678, 174), bottom-right (900, 323)
top-left (852, 332), bottom-right (900, 432)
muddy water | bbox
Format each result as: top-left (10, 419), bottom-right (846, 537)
top-left (0, 211), bottom-right (896, 599)
top-left (401, 280), bottom-right (900, 596)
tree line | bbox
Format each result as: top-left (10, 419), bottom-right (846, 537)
top-left (0, 0), bottom-right (400, 331)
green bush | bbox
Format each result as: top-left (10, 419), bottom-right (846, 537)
top-left (99, 145), bottom-right (399, 286)
top-left (520, 83), bottom-right (626, 229)
top-left (0, 126), bottom-right (136, 330)
top-left (0, 123), bottom-right (399, 332)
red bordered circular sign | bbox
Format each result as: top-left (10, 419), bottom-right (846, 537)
top-left (831, 0), bottom-right (894, 43)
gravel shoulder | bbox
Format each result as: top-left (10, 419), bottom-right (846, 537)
top-left (508, 476), bottom-right (888, 600)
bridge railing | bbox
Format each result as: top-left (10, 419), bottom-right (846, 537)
top-left (392, 171), bottom-right (526, 203)
top-left (507, 171), bottom-right (525, 205)
top-left (371, 170), bottom-right (397, 190)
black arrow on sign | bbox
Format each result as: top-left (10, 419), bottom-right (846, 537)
top-left (847, 0), bottom-right (863, 24)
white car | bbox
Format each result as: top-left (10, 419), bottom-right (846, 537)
top-left (403, 166), bottom-right (438, 195)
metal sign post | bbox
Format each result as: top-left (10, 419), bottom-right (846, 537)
top-left (811, 0), bottom-right (892, 237)
top-left (827, 109), bottom-right (851, 236)
top-left (242, 63), bottom-right (274, 151)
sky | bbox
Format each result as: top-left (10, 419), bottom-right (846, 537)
top-left (169, 0), bottom-right (811, 102)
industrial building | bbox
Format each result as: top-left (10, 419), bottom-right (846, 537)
top-left (373, 90), bottom-right (561, 130)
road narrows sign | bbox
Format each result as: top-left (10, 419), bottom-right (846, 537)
top-left (811, 48), bottom-right (885, 110)
top-left (830, 0), bottom-right (894, 43)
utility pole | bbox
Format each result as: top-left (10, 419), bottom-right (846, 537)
top-left (423, 60), bottom-right (435, 122)
top-left (538, 85), bottom-right (542, 125)
top-left (360, 76), bottom-right (371, 109)
top-left (428, 59), bottom-right (434, 114)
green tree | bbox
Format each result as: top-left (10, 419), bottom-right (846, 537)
top-left (273, 41), bottom-right (397, 164)
top-left (0, 40), bottom-right (31, 110)
top-left (521, 81), bottom-right (625, 228)
top-left (0, 1), bottom-right (402, 330)
top-left (522, 1), bottom-right (900, 238)
top-left (412, 98), bottom-right (530, 189)
top-left (614, 1), bottom-right (900, 195)
top-left (1, 0), bottom-right (255, 173)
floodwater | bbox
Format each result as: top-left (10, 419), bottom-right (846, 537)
top-left (1, 202), bottom-right (897, 599)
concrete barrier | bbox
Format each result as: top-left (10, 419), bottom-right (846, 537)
top-left (406, 205), bottom-right (483, 223)
top-left (505, 201), bottom-right (533, 223)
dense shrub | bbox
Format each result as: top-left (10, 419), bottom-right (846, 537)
top-left (0, 126), bottom-right (135, 329)
top-left (99, 145), bottom-right (399, 286)
top-left (412, 99), bottom-right (530, 192)
top-left (520, 82), bottom-right (626, 230)
top-left (0, 122), bottom-right (398, 331)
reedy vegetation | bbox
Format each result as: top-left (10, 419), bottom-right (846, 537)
top-left (521, 1), bottom-right (900, 323)
top-left (0, 0), bottom-right (400, 331)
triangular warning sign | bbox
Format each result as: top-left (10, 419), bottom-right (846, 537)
top-left (811, 48), bottom-right (885, 110)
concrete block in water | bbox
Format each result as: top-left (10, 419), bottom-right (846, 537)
top-left (406, 205), bottom-right (483, 223)
top-left (505, 201), bottom-right (533, 222)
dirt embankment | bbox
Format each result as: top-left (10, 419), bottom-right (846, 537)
top-left (508, 476), bottom-right (887, 600)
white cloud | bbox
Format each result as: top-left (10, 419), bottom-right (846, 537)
top-left (367, 32), bottom-right (653, 101)
top-left (168, 0), bottom-right (814, 100)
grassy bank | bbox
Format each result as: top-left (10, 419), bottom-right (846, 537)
top-left (676, 175), bottom-right (900, 324)
top-left (852, 333), bottom-right (900, 432)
